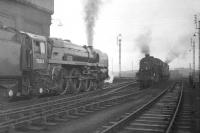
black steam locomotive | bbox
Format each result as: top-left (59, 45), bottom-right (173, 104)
top-left (136, 54), bottom-right (169, 88)
top-left (0, 26), bottom-right (109, 99)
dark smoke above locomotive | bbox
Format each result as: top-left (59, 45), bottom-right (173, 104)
top-left (136, 54), bottom-right (169, 88)
top-left (0, 26), bottom-right (109, 99)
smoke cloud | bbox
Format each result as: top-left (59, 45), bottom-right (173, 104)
top-left (165, 50), bottom-right (180, 63)
top-left (165, 34), bottom-right (190, 63)
top-left (135, 29), bottom-right (152, 55)
top-left (83, 0), bottom-right (103, 46)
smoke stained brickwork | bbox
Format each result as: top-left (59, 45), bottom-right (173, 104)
top-left (0, 0), bottom-right (54, 36)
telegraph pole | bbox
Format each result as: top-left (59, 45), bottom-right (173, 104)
top-left (112, 58), bottom-right (113, 74)
top-left (189, 63), bottom-right (192, 76)
top-left (194, 14), bottom-right (200, 133)
top-left (192, 36), bottom-right (196, 81)
top-left (117, 34), bottom-right (122, 77)
top-left (132, 61), bottom-right (134, 77)
top-left (198, 20), bottom-right (200, 84)
top-left (195, 14), bottom-right (200, 84)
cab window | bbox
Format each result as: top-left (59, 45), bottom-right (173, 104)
top-left (33, 41), bottom-right (40, 54)
top-left (40, 42), bottom-right (45, 54)
top-left (33, 40), bottom-right (46, 54)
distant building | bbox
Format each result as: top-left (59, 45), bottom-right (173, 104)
top-left (0, 0), bottom-right (54, 36)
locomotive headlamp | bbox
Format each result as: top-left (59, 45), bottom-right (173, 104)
top-left (39, 88), bottom-right (43, 94)
top-left (8, 89), bottom-right (13, 97)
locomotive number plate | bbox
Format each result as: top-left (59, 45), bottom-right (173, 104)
top-left (36, 59), bottom-right (45, 63)
top-left (67, 56), bottom-right (73, 61)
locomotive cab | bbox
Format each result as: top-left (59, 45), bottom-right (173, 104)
top-left (20, 33), bottom-right (48, 70)
top-left (0, 28), bottom-right (48, 98)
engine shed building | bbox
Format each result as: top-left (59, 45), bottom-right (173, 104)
top-left (0, 0), bottom-right (54, 36)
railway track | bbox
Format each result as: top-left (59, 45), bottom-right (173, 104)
top-left (96, 81), bottom-right (183, 133)
top-left (171, 104), bottom-right (193, 133)
top-left (169, 82), bottom-right (194, 133)
top-left (0, 81), bottom-right (136, 115)
top-left (0, 81), bottom-right (136, 111)
top-left (0, 81), bottom-right (138, 133)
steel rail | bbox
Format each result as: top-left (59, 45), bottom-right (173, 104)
top-left (165, 81), bottom-right (183, 133)
top-left (0, 82), bottom-right (137, 122)
top-left (100, 83), bottom-right (177, 133)
top-left (0, 89), bottom-right (143, 131)
top-left (0, 83), bottom-right (135, 117)
top-left (0, 81), bottom-right (135, 115)
top-left (0, 80), bottom-right (134, 110)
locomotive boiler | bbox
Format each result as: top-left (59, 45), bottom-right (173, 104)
top-left (136, 54), bottom-right (169, 88)
top-left (0, 26), bottom-right (109, 99)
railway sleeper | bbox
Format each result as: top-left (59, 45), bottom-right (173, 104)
top-left (98, 82), bottom-right (182, 133)
top-left (124, 126), bottom-right (164, 133)
top-left (67, 108), bottom-right (85, 117)
top-left (128, 122), bottom-right (166, 129)
top-left (0, 85), bottom-right (137, 133)
top-left (45, 114), bottom-right (69, 123)
top-left (4, 121), bottom-right (45, 132)
top-left (134, 119), bottom-right (169, 125)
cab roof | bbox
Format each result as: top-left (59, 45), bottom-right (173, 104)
top-left (20, 31), bottom-right (46, 41)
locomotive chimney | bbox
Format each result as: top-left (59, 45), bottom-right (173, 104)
top-left (88, 42), bottom-right (93, 47)
top-left (88, 45), bottom-right (93, 49)
top-left (145, 53), bottom-right (150, 57)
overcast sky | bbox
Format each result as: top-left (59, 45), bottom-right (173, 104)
top-left (50, 0), bottom-right (200, 71)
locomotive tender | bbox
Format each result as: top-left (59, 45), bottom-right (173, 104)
top-left (0, 26), bottom-right (109, 99)
top-left (137, 54), bottom-right (169, 88)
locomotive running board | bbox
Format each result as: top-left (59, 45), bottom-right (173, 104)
top-left (48, 59), bottom-right (106, 67)
top-left (49, 59), bottom-right (98, 66)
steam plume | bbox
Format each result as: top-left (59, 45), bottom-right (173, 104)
top-left (165, 35), bottom-right (190, 63)
top-left (165, 50), bottom-right (180, 63)
top-left (105, 71), bottom-right (114, 83)
top-left (83, 0), bottom-right (102, 46)
top-left (135, 30), bottom-right (152, 55)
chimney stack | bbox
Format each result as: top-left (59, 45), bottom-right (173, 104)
top-left (145, 53), bottom-right (150, 57)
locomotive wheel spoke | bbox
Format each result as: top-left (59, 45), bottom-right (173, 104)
top-left (87, 80), bottom-right (97, 91)
top-left (87, 80), bottom-right (94, 91)
top-left (69, 68), bottom-right (82, 93)
top-left (85, 80), bottom-right (91, 91)
top-left (93, 81), bottom-right (97, 90)
top-left (60, 79), bottom-right (70, 95)
top-left (58, 69), bottom-right (70, 95)
top-left (97, 80), bottom-right (104, 90)
top-left (79, 79), bottom-right (88, 92)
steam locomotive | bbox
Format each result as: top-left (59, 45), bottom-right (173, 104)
top-left (136, 54), bottom-right (169, 88)
top-left (0, 26), bottom-right (109, 99)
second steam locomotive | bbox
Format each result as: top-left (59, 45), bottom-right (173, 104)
top-left (0, 26), bottom-right (109, 99)
top-left (136, 54), bottom-right (169, 88)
